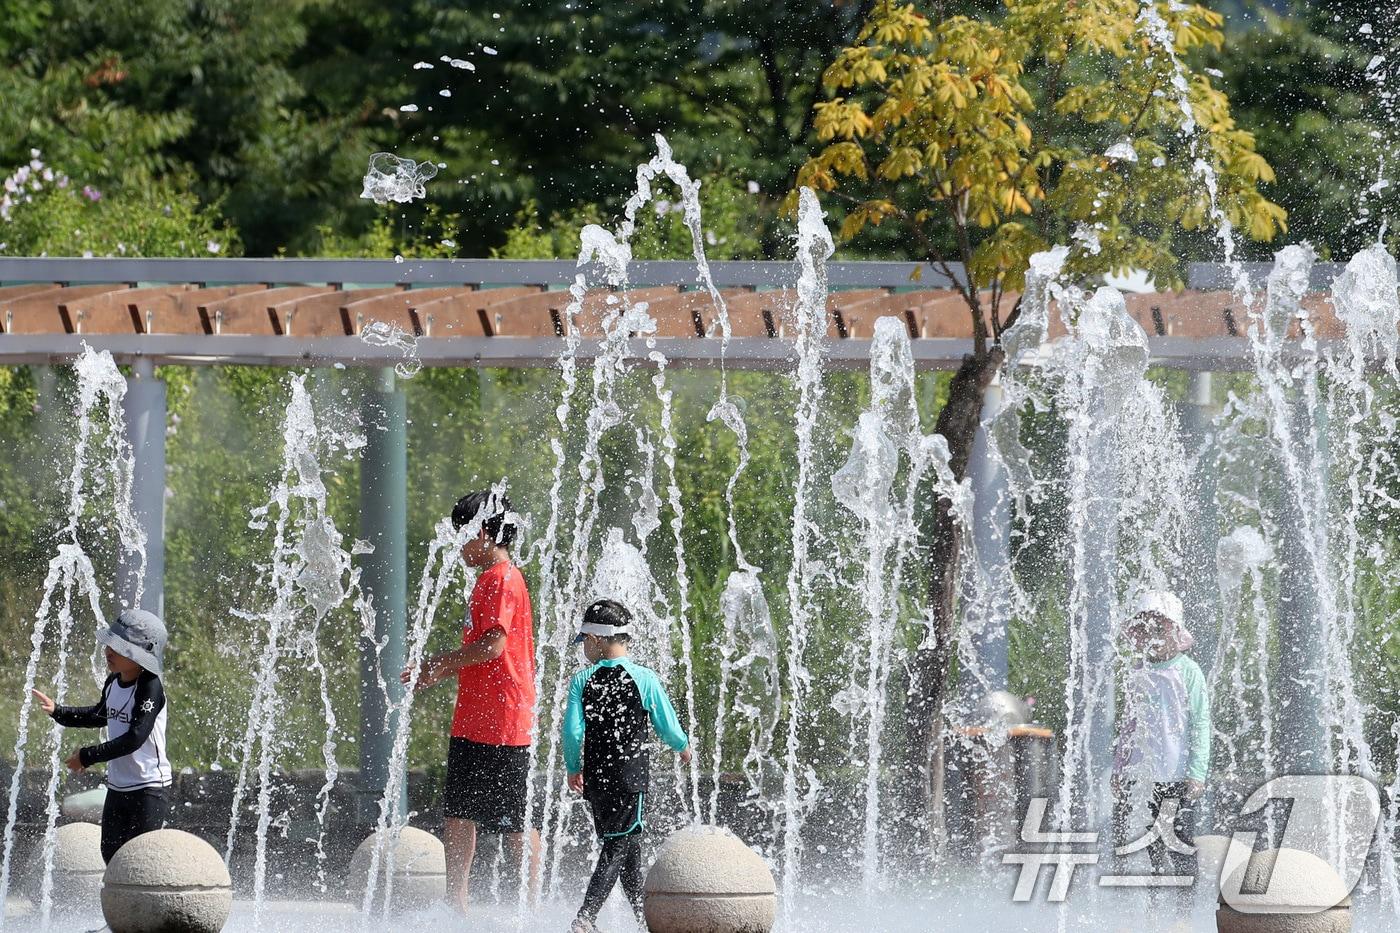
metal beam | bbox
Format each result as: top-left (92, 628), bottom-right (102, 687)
top-left (0, 256), bottom-right (969, 289)
top-left (1273, 397), bottom-right (1329, 775)
top-left (0, 334), bottom-right (1383, 370)
top-left (1175, 372), bottom-right (1220, 673)
top-left (1186, 261), bottom-right (1345, 292)
top-left (965, 379), bottom-right (1012, 690)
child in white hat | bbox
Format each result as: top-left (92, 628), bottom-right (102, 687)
top-left (1111, 590), bottom-right (1211, 880)
top-left (31, 608), bottom-right (172, 863)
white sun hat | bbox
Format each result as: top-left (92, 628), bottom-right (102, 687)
top-left (1131, 590), bottom-right (1194, 651)
top-left (1133, 590), bottom-right (1183, 625)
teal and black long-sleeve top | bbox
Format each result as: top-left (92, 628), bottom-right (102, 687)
top-left (563, 657), bottom-right (688, 795)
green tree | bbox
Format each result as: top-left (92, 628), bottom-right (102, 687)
top-left (492, 173), bottom-right (769, 261)
top-left (25, 0), bottom-right (351, 253)
top-left (0, 159), bottom-right (238, 258)
top-left (292, 1), bottom-right (876, 256)
top-left (796, 0), bottom-right (1285, 859)
top-left (1205, 0), bottom-right (1400, 259)
top-left (0, 1), bottom-right (192, 191)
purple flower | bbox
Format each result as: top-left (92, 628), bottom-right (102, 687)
top-left (82, 185), bottom-right (101, 202)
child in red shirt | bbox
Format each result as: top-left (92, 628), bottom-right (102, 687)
top-left (403, 489), bottom-right (540, 913)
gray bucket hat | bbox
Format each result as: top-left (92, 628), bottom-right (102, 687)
top-left (98, 609), bottom-right (167, 676)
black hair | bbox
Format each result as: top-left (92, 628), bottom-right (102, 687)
top-left (452, 489), bottom-right (517, 548)
top-left (583, 599), bottom-right (633, 644)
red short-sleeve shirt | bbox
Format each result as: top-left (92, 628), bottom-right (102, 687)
top-left (451, 561), bottom-right (537, 746)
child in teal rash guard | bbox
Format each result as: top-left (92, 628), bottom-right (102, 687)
top-left (563, 600), bottom-right (692, 933)
top-left (1111, 590), bottom-right (1212, 879)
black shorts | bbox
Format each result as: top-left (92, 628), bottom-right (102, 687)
top-left (443, 737), bottom-right (531, 832)
top-left (101, 786), bottom-right (169, 863)
top-left (587, 789), bottom-right (645, 839)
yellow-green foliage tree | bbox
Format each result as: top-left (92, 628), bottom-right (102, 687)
top-left (796, 0), bottom-right (1286, 860)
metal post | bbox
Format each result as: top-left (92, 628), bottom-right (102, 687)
top-left (1083, 386), bottom-right (1119, 820)
top-left (1274, 396), bottom-right (1328, 775)
top-left (358, 367), bottom-right (408, 818)
top-left (967, 377), bottom-right (1012, 690)
top-left (119, 358), bottom-right (166, 617)
top-left (30, 366), bottom-right (62, 450)
top-left (1176, 372), bottom-right (1220, 670)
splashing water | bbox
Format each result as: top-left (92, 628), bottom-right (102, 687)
top-left (222, 375), bottom-right (366, 917)
top-left (360, 152), bottom-right (439, 206)
top-left (777, 187), bottom-right (835, 916)
top-left (18, 99), bottom-right (1400, 933)
top-left (360, 508), bottom-right (478, 917)
top-left (1136, 1), bottom-right (1249, 299)
top-left (830, 337), bottom-right (906, 890)
top-left (1210, 525), bottom-right (1276, 800)
top-left (527, 134), bottom-right (767, 907)
top-left (997, 253), bottom-right (1190, 856)
top-left (711, 570), bottom-right (780, 828)
top-left (0, 347), bottom-right (146, 931)
top-left (359, 321), bottom-right (423, 379)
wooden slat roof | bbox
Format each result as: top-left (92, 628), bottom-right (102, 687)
top-left (0, 282), bottom-right (1334, 343)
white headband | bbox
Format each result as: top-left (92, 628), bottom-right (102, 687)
top-left (578, 621), bottom-right (629, 638)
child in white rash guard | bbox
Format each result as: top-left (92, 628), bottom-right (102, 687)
top-left (32, 609), bottom-right (172, 863)
top-left (1111, 590), bottom-right (1211, 881)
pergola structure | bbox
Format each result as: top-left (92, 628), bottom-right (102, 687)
top-left (0, 256), bottom-right (1346, 815)
top-left (0, 256), bottom-right (1351, 370)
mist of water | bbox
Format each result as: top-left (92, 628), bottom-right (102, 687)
top-left (222, 375), bottom-right (366, 917)
top-left (0, 347), bottom-right (145, 931)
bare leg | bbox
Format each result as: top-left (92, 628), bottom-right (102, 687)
top-left (444, 817), bottom-right (478, 913)
top-left (505, 828), bottom-right (543, 907)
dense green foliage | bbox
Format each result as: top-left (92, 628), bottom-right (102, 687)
top-left (1205, 2), bottom-right (1400, 258)
top-left (0, 0), bottom-right (1393, 259)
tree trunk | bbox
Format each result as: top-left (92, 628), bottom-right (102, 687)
top-left (899, 347), bottom-right (1003, 867)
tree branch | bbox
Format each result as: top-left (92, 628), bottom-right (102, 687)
top-left (1001, 293), bottom-right (1025, 334)
top-left (1124, 73), bottom-right (1161, 137)
top-left (949, 198), bottom-right (988, 357)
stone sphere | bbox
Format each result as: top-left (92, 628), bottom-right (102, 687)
top-left (23, 821), bottom-right (104, 915)
top-left (644, 826), bottom-right (776, 933)
top-left (101, 829), bottom-right (232, 933)
top-left (346, 826), bottom-right (446, 913)
top-left (1217, 847), bottom-right (1352, 933)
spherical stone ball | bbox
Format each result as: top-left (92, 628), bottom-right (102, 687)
top-left (101, 829), bottom-right (232, 933)
top-left (24, 821), bottom-right (104, 916)
top-left (346, 826), bottom-right (446, 913)
top-left (1217, 847), bottom-right (1352, 933)
top-left (643, 825), bottom-right (776, 933)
